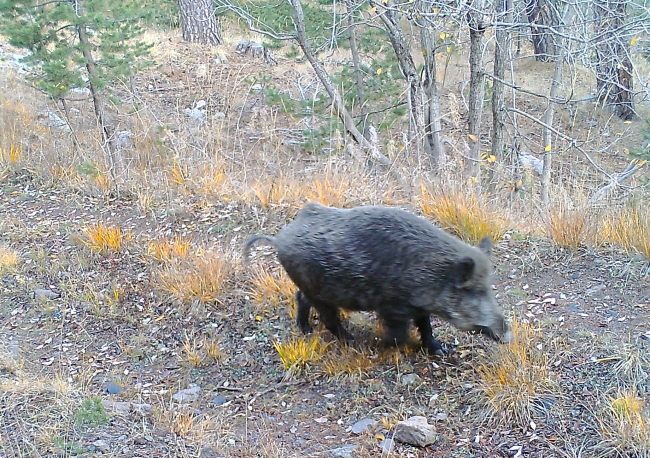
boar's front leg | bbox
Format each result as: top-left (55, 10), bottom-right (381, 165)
top-left (414, 315), bottom-right (446, 357)
top-left (296, 291), bottom-right (354, 342)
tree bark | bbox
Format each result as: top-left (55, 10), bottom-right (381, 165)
top-left (526, 0), bottom-right (560, 62)
top-left (288, 0), bottom-right (390, 165)
top-left (467, 0), bottom-right (486, 179)
top-left (490, 0), bottom-right (510, 186)
top-left (345, 0), bottom-right (368, 138)
top-left (178, 0), bottom-right (223, 45)
top-left (593, 0), bottom-right (635, 121)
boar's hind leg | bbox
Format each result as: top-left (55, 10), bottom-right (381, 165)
top-left (301, 294), bottom-right (354, 342)
top-left (296, 291), bottom-right (313, 334)
top-left (414, 315), bottom-right (446, 357)
top-left (380, 315), bottom-right (410, 348)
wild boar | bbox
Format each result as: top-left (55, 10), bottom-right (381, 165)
top-left (244, 201), bottom-right (512, 356)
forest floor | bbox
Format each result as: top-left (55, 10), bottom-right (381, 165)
top-left (1, 30), bottom-right (650, 458)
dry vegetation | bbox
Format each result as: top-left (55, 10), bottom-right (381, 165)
top-left (0, 21), bottom-right (649, 458)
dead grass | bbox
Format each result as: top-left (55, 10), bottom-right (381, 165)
top-left (599, 387), bottom-right (650, 456)
top-left (320, 346), bottom-right (375, 379)
top-left (80, 223), bottom-right (130, 253)
top-left (249, 266), bottom-right (297, 317)
top-left (613, 338), bottom-right (650, 384)
top-left (420, 184), bottom-right (509, 245)
top-left (180, 332), bottom-right (224, 367)
top-left (156, 253), bottom-right (231, 305)
top-left (146, 236), bottom-right (192, 263)
top-left (273, 334), bottom-right (330, 379)
top-left (476, 318), bottom-right (558, 426)
top-left (598, 206), bottom-right (650, 260)
top-left (307, 175), bottom-right (350, 207)
top-left (0, 244), bottom-right (19, 273)
top-left (545, 203), bottom-right (595, 250)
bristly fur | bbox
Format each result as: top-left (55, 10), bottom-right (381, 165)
top-left (244, 202), bottom-right (511, 356)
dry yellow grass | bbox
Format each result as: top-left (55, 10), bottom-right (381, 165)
top-left (598, 206), bottom-right (650, 260)
top-left (147, 236), bottom-right (192, 263)
top-left (0, 245), bottom-right (19, 273)
top-left (156, 254), bottom-right (230, 305)
top-left (81, 223), bottom-right (130, 253)
top-left (250, 177), bottom-right (305, 209)
top-left (476, 318), bottom-right (557, 426)
top-left (320, 347), bottom-right (375, 379)
top-left (273, 335), bottom-right (330, 378)
top-left (546, 203), bottom-right (594, 250)
top-left (180, 332), bottom-right (223, 367)
top-left (599, 388), bottom-right (650, 454)
top-left (250, 266), bottom-right (297, 316)
top-left (420, 184), bottom-right (508, 245)
top-left (307, 176), bottom-right (349, 207)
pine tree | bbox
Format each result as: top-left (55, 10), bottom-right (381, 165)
top-left (0, 0), bottom-right (154, 179)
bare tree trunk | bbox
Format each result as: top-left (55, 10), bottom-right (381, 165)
top-left (467, 0), bottom-right (486, 178)
top-left (526, 0), bottom-right (560, 62)
top-left (178, 0), bottom-right (223, 45)
top-left (74, 12), bottom-right (119, 187)
top-left (345, 0), bottom-right (368, 138)
top-left (593, 0), bottom-right (635, 121)
top-left (540, 4), bottom-right (575, 204)
top-left (419, 0), bottom-right (445, 166)
top-left (288, 0), bottom-right (390, 165)
top-left (490, 0), bottom-right (511, 186)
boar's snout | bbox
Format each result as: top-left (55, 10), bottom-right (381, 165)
top-left (472, 319), bottom-right (512, 344)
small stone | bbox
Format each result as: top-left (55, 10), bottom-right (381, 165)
top-left (131, 403), bottom-right (153, 416)
top-left (330, 444), bottom-right (358, 458)
top-left (101, 400), bottom-right (131, 416)
top-left (394, 416), bottom-right (436, 447)
top-left (251, 83), bottom-right (263, 92)
top-left (91, 439), bottom-right (110, 453)
top-left (34, 288), bottom-right (60, 300)
top-left (212, 395), bottom-right (227, 406)
top-left (172, 384), bottom-right (201, 403)
top-left (434, 412), bottom-right (447, 421)
top-left (132, 436), bottom-right (148, 445)
top-left (401, 373), bottom-right (421, 386)
top-left (378, 438), bottom-right (395, 453)
top-left (106, 381), bottom-right (124, 395)
top-left (214, 112), bottom-right (226, 119)
top-left (350, 417), bottom-right (375, 435)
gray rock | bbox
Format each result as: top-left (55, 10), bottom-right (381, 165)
top-left (378, 438), bottom-right (395, 453)
top-left (401, 373), bottom-right (422, 386)
top-left (251, 83), bottom-right (263, 92)
top-left (330, 444), bottom-right (357, 458)
top-left (585, 284), bottom-right (605, 296)
top-left (34, 288), bottom-right (60, 300)
top-left (131, 403), bottom-right (153, 416)
top-left (394, 416), bottom-right (436, 447)
top-left (91, 439), bottom-right (110, 453)
top-left (101, 400), bottom-right (131, 416)
top-left (172, 384), bottom-right (201, 403)
top-left (212, 395), bottom-right (227, 406)
top-left (350, 417), bottom-right (375, 435)
top-left (106, 381), bottom-right (124, 395)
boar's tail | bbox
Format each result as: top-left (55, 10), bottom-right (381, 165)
top-left (243, 235), bottom-right (277, 262)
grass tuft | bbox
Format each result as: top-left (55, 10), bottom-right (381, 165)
top-left (147, 236), bottom-right (192, 263)
top-left (546, 203), bottom-right (594, 250)
top-left (476, 318), bottom-right (557, 426)
top-left (81, 223), bottom-right (129, 253)
top-left (321, 347), bottom-right (375, 379)
top-left (273, 335), bottom-right (330, 378)
top-left (180, 332), bottom-right (223, 367)
top-left (599, 388), bottom-right (650, 454)
top-left (156, 254), bottom-right (230, 305)
top-left (250, 266), bottom-right (297, 316)
top-left (598, 206), bottom-right (650, 260)
top-left (420, 184), bottom-right (508, 245)
top-left (0, 245), bottom-right (19, 273)
top-left (307, 176), bottom-right (349, 208)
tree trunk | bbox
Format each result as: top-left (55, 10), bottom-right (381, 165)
top-left (593, 0), bottom-right (635, 121)
top-left (345, 0), bottom-right (368, 138)
top-left (419, 0), bottom-right (445, 166)
top-left (178, 0), bottom-right (223, 45)
top-left (526, 0), bottom-right (559, 62)
top-left (540, 4), bottom-right (575, 204)
top-left (288, 0), bottom-right (390, 165)
top-left (467, 0), bottom-right (486, 179)
top-left (490, 0), bottom-right (510, 186)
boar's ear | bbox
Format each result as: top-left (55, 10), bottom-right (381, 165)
top-left (478, 236), bottom-right (493, 256)
top-left (454, 257), bottom-right (476, 288)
